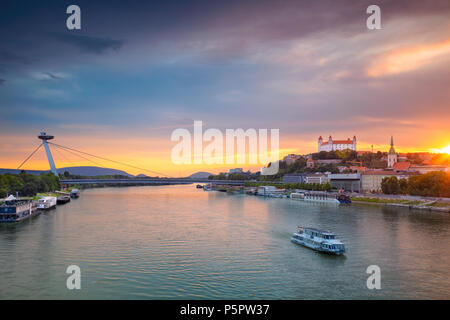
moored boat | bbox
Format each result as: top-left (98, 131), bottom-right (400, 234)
top-left (291, 226), bottom-right (346, 255)
top-left (336, 194), bottom-right (352, 204)
top-left (57, 195), bottom-right (71, 204)
top-left (0, 195), bottom-right (40, 223)
top-left (70, 189), bottom-right (80, 199)
top-left (37, 196), bottom-right (57, 210)
top-left (290, 192), bottom-right (351, 204)
top-left (257, 186), bottom-right (284, 197)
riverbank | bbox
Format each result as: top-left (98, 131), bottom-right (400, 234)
top-left (205, 184), bottom-right (450, 213)
top-left (351, 196), bottom-right (450, 213)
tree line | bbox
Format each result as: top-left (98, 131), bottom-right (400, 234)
top-left (0, 172), bottom-right (61, 198)
top-left (381, 171), bottom-right (450, 197)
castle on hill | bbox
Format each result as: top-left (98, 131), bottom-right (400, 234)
top-left (318, 135), bottom-right (356, 152)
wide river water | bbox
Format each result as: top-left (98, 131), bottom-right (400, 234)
top-left (1, 185), bottom-right (450, 299)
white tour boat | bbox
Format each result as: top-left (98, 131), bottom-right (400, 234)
top-left (291, 226), bottom-right (346, 255)
top-left (37, 196), bottom-right (57, 210)
top-left (0, 195), bottom-right (39, 223)
top-left (290, 192), bottom-right (351, 204)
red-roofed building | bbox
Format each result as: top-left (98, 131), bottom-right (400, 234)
top-left (306, 157), bottom-right (314, 168)
top-left (318, 135), bottom-right (356, 152)
top-left (393, 161), bottom-right (411, 171)
top-left (283, 154), bottom-right (301, 165)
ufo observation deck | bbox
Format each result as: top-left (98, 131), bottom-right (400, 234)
top-left (38, 132), bottom-right (54, 140)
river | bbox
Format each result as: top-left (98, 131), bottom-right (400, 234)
top-left (1, 185), bottom-right (449, 299)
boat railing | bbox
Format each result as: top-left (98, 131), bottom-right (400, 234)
top-left (1, 200), bottom-right (32, 207)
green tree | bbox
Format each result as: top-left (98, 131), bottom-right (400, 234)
top-left (407, 171), bottom-right (450, 197)
top-left (0, 175), bottom-right (8, 197)
top-left (381, 176), bottom-right (400, 194)
top-left (399, 178), bottom-right (408, 194)
top-left (4, 175), bottom-right (24, 194)
top-left (20, 181), bottom-right (39, 196)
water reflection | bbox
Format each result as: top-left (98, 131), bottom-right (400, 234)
top-left (1, 185), bottom-right (449, 299)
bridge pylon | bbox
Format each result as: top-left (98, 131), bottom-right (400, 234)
top-left (38, 132), bottom-right (58, 176)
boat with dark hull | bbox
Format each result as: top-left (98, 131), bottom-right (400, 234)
top-left (0, 196), bottom-right (39, 223)
top-left (57, 195), bottom-right (71, 205)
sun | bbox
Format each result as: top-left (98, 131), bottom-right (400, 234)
top-left (439, 145), bottom-right (450, 154)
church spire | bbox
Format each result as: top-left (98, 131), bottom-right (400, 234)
top-left (389, 136), bottom-right (396, 154)
top-left (388, 135), bottom-right (398, 168)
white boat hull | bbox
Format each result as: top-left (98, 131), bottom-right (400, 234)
top-left (37, 197), bottom-right (57, 210)
top-left (37, 203), bottom-right (56, 210)
top-left (291, 233), bottom-right (346, 255)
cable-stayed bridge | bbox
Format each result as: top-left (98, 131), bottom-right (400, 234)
top-left (17, 132), bottom-right (249, 186)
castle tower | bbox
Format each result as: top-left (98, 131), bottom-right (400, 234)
top-left (353, 135), bottom-right (357, 151)
top-left (318, 136), bottom-right (323, 151)
top-left (38, 132), bottom-right (58, 176)
top-left (387, 136), bottom-right (398, 168)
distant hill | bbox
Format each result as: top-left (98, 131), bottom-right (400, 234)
top-left (188, 171), bottom-right (213, 179)
top-left (0, 166), bottom-right (134, 177)
top-left (57, 166), bottom-right (133, 177)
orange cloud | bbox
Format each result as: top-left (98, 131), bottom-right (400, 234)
top-left (367, 39), bottom-right (450, 77)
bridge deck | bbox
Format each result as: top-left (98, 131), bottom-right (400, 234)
top-left (60, 179), bottom-right (251, 185)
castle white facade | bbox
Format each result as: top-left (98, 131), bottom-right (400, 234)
top-left (318, 136), bottom-right (356, 152)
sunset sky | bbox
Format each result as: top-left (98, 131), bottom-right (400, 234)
top-left (1, 0), bottom-right (450, 176)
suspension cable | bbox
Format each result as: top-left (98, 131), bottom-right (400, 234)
top-left (50, 143), bottom-right (109, 169)
top-left (48, 142), bottom-right (172, 178)
top-left (51, 144), bottom-right (80, 168)
top-left (17, 143), bottom-right (43, 170)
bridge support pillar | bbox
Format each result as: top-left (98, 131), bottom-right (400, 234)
top-left (38, 132), bottom-right (58, 176)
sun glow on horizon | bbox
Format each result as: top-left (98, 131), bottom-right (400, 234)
top-left (438, 145), bottom-right (450, 154)
top-left (431, 145), bottom-right (450, 154)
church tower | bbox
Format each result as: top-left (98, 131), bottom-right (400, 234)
top-left (387, 136), bottom-right (398, 168)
